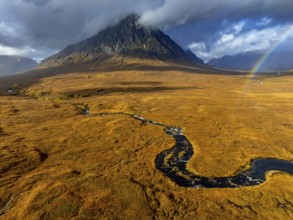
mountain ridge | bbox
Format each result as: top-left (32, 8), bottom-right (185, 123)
top-left (208, 51), bottom-right (293, 71)
top-left (0, 55), bottom-right (37, 77)
top-left (40, 14), bottom-right (203, 68)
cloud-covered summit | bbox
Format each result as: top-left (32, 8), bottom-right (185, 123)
top-left (0, 0), bottom-right (293, 62)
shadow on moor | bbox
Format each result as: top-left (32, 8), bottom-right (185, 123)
top-left (1, 59), bottom-right (290, 95)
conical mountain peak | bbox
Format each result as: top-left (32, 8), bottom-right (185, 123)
top-left (118, 13), bottom-right (140, 25)
top-left (40, 14), bottom-right (203, 67)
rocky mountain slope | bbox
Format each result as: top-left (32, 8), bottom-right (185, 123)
top-left (40, 14), bottom-right (203, 67)
top-left (0, 55), bottom-right (37, 76)
top-left (208, 51), bottom-right (293, 71)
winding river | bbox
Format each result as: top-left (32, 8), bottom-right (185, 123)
top-left (88, 111), bottom-right (293, 188)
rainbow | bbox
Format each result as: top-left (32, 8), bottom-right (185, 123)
top-left (248, 25), bottom-right (293, 79)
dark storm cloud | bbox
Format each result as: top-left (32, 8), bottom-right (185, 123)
top-left (140, 0), bottom-right (293, 47)
top-left (0, 0), bottom-right (292, 61)
top-left (144, 0), bottom-right (293, 61)
top-left (0, 33), bottom-right (26, 48)
top-left (0, 0), bottom-right (163, 59)
top-left (139, 0), bottom-right (293, 61)
top-left (22, 0), bottom-right (50, 7)
top-left (140, 0), bottom-right (293, 27)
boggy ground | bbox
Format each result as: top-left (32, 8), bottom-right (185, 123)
top-left (0, 63), bottom-right (293, 219)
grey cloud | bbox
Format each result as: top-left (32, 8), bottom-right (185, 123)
top-left (0, 0), bottom-right (162, 56)
top-left (0, 0), bottom-right (292, 61)
top-left (139, 0), bottom-right (293, 60)
top-left (0, 34), bottom-right (27, 48)
top-left (140, 0), bottom-right (293, 28)
top-left (22, 0), bottom-right (51, 7)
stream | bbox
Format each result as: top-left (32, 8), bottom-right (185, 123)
top-left (88, 111), bottom-right (293, 188)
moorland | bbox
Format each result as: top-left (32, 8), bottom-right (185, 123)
top-left (0, 59), bottom-right (292, 219)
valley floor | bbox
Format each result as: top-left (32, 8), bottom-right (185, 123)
top-left (0, 67), bottom-right (293, 219)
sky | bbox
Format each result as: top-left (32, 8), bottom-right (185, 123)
top-left (0, 0), bottom-right (293, 62)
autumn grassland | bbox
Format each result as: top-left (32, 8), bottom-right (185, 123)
top-left (0, 60), bottom-right (292, 219)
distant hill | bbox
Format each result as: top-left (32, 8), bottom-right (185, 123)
top-left (207, 51), bottom-right (293, 71)
top-left (0, 55), bottom-right (37, 77)
top-left (40, 14), bottom-right (203, 68)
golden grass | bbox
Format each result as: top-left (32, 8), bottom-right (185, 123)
top-left (0, 63), bottom-right (292, 219)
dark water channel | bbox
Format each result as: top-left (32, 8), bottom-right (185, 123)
top-left (88, 111), bottom-right (293, 188)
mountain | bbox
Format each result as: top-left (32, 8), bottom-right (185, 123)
top-left (40, 14), bottom-right (203, 67)
top-left (207, 51), bottom-right (293, 71)
top-left (0, 55), bottom-right (37, 77)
